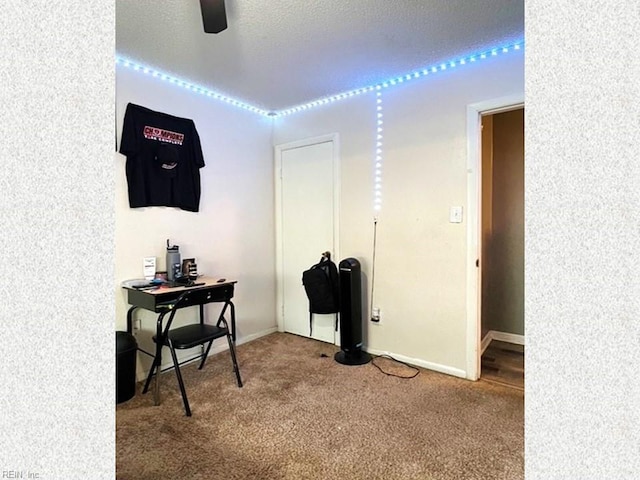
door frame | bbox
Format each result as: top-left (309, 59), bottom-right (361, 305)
top-left (274, 133), bottom-right (341, 343)
top-left (465, 94), bottom-right (524, 380)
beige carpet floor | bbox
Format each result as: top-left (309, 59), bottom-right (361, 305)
top-left (116, 332), bottom-right (523, 479)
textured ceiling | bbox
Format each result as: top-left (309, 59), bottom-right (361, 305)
top-left (116, 0), bottom-right (524, 112)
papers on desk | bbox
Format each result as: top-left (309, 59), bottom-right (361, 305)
top-left (121, 278), bottom-right (163, 290)
top-left (121, 278), bottom-right (149, 288)
top-left (121, 278), bottom-right (204, 291)
top-left (122, 276), bottom-right (220, 293)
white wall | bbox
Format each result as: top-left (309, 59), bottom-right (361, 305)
top-left (273, 50), bottom-right (524, 376)
top-left (116, 48), bottom-right (523, 380)
top-left (115, 66), bottom-right (276, 377)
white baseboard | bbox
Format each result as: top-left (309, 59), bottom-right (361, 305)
top-left (481, 330), bottom-right (525, 355)
top-left (490, 330), bottom-right (525, 345)
top-left (365, 347), bottom-right (467, 379)
top-left (236, 326), bottom-right (279, 346)
top-left (480, 333), bottom-right (493, 355)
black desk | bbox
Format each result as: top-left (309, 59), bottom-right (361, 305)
top-left (123, 277), bottom-right (237, 405)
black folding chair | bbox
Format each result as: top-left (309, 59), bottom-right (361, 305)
top-left (142, 288), bottom-right (243, 416)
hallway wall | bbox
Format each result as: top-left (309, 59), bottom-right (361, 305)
top-left (482, 109), bottom-right (525, 337)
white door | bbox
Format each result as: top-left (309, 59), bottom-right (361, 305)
top-left (278, 137), bottom-right (338, 343)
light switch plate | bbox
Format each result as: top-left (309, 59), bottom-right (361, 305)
top-left (450, 206), bottom-right (463, 223)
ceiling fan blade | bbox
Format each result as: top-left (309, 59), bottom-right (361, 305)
top-left (200, 0), bottom-right (227, 34)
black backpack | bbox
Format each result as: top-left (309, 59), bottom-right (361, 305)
top-left (302, 253), bottom-right (340, 335)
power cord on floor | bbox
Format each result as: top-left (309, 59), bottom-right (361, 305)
top-left (371, 354), bottom-right (420, 379)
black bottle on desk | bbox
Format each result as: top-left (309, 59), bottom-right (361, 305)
top-left (166, 239), bottom-right (181, 281)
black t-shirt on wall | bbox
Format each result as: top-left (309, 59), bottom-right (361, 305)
top-left (119, 103), bottom-right (205, 212)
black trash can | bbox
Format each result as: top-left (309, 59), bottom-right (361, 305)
top-left (116, 331), bottom-right (137, 404)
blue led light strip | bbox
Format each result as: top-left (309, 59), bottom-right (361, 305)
top-left (115, 56), bottom-right (272, 117)
top-left (274, 40), bottom-right (523, 117)
top-left (374, 91), bottom-right (383, 214)
top-left (116, 40), bottom-right (523, 118)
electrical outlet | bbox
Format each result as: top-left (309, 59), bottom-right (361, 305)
top-left (371, 307), bottom-right (381, 323)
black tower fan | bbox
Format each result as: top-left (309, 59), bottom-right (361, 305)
top-left (335, 258), bottom-right (372, 365)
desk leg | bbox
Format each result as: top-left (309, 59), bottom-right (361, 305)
top-left (199, 303), bottom-right (205, 358)
top-left (153, 312), bottom-right (165, 406)
top-left (229, 301), bottom-right (236, 343)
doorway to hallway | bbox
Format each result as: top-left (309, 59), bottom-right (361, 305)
top-left (479, 107), bottom-right (524, 388)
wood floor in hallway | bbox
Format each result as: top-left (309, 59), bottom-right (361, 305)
top-left (481, 340), bottom-right (524, 390)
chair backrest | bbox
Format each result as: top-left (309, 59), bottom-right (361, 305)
top-left (160, 284), bottom-right (234, 335)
